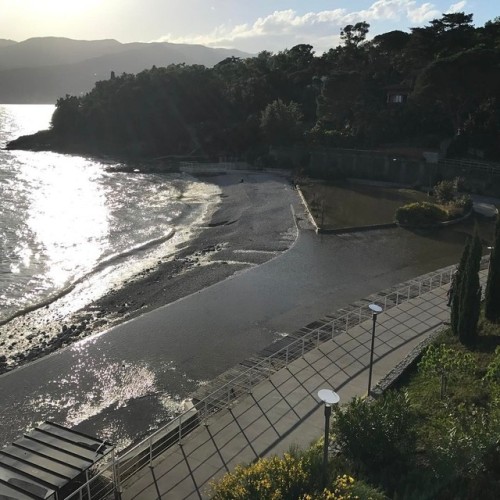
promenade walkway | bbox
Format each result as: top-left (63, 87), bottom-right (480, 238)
top-left (121, 267), bottom-right (488, 500)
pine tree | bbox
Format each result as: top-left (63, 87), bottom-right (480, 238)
top-left (457, 230), bottom-right (482, 345)
top-left (451, 237), bottom-right (470, 335)
top-left (485, 217), bottom-right (500, 322)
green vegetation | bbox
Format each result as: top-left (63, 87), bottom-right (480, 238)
top-left (210, 446), bottom-right (385, 499)
top-left (485, 217), bottom-right (500, 322)
top-left (211, 319), bottom-right (500, 499)
top-left (395, 178), bottom-right (473, 227)
top-left (7, 13), bottom-right (500, 164)
top-left (451, 230), bottom-right (482, 344)
top-left (395, 201), bottom-right (447, 226)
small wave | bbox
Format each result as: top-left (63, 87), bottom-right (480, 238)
top-left (0, 229), bottom-right (176, 326)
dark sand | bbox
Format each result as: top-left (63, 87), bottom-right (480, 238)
top-left (0, 170), bottom-right (300, 373)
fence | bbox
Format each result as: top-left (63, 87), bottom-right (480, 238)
top-left (64, 260), bottom-right (489, 499)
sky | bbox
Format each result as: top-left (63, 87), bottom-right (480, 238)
top-left (0, 1), bottom-right (497, 54)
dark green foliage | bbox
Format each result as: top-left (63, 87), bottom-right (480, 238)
top-left (456, 229), bottom-right (482, 344)
top-left (332, 391), bottom-right (417, 487)
top-left (485, 217), bottom-right (500, 321)
top-left (7, 12), bottom-right (500, 161)
top-left (395, 201), bottom-right (447, 226)
top-left (259, 99), bottom-right (303, 146)
top-left (451, 237), bottom-right (470, 335)
top-left (433, 179), bottom-right (456, 203)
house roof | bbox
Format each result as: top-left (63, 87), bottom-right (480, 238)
top-left (0, 422), bottom-right (113, 499)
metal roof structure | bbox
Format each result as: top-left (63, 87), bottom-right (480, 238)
top-left (0, 422), bottom-right (113, 500)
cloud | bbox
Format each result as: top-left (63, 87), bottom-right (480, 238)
top-left (447, 1), bottom-right (467, 13)
top-left (156, 1), bottom-right (445, 53)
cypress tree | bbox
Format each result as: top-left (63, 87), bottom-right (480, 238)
top-left (451, 237), bottom-right (470, 335)
top-left (457, 230), bottom-right (482, 345)
top-left (485, 217), bottom-right (500, 322)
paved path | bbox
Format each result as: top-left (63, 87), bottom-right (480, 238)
top-left (122, 269), bottom-right (487, 499)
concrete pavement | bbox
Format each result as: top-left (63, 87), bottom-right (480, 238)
top-left (122, 268), bottom-right (488, 499)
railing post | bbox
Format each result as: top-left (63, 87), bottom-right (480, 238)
top-left (85, 471), bottom-right (91, 500)
top-left (148, 436), bottom-right (153, 467)
top-left (407, 284), bottom-right (410, 300)
top-left (345, 313), bottom-right (349, 333)
top-left (317, 328), bottom-right (320, 346)
top-left (301, 338), bottom-right (305, 356)
top-left (112, 449), bottom-right (122, 496)
top-left (384, 296), bottom-right (387, 309)
top-left (178, 415), bottom-right (182, 444)
top-left (285, 346), bottom-right (289, 365)
top-left (419, 281), bottom-right (422, 295)
top-left (396, 291), bottom-right (399, 305)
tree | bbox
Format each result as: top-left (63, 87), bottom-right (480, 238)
top-left (485, 217), bottom-right (500, 322)
top-left (451, 238), bottom-right (471, 335)
top-left (260, 99), bottom-right (303, 146)
top-left (412, 49), bottom-right (500, 134)
top-left (456, 229), bottom-right (482, 345)
top-left (340, 22), bottom-right (370, 48)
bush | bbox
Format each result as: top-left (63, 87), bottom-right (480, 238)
top-left (210, 452), bottom-right (311, 499)
top-left (395, 201), bottom-right (447, 226)
top-left (434, 179), bottom-right (457, 204)
top-left (331, 392), bottom-right (417, 483)
top-left (454, 194), bottom-right (473, 212)
top-left (302, 475), bottom-right (386, 499)
top-left (418, 344), bottom-right (476, 398)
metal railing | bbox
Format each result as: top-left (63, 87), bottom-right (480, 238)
top-left (64, 261), bottom-right (490, 499)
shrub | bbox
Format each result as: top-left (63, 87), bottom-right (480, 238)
top-left (395, 201), bottom-right (447, 226)
top-left (331, 391), bottom-right (417, 482)
top-left (418, 344), bottom-right (476, 398)
top-left (434, 179), bottom-right (457, 204)
top-left (210, 452), bottom-right (310, 499)
top-left (483, 346), bottom-right (500, 383)
top-left (301, 475), bottom-right (386, 499)
top-left (454, 194), bottom-right (473, 212)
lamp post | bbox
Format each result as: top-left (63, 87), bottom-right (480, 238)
top-left (367, 304), bottom-right (383, 396)
top-left (318, 388), bottom-right (340, 487)
top-left (488, 246), bottom-right (494, 275)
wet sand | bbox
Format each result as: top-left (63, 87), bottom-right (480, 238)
top-left (0, 170), bottom-right (299, 373)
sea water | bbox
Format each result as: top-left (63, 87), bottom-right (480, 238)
top-left (0, 104), bottom-right (219, 330)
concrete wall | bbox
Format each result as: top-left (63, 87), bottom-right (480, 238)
top-left (272, 146), bottom-right (495, 189)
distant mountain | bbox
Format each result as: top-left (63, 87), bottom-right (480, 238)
top-left (0, 37), bottom-right (252, 103)
top-left (0, 39), bottom-right (16, 49)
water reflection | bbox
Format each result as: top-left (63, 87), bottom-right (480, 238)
top-left (21, 155), bottom-right (109, 287)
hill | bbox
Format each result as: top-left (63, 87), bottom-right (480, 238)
top-left (0, 37), bottom-right (251, 103)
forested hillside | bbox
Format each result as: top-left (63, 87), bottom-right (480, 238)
top-left (8, 13), bottom-right (500, 162)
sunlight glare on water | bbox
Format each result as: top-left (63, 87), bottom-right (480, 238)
top-left (20, 155), bottom-right (109, 287)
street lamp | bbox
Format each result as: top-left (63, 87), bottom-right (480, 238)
top-left (318, 388), bottom-right (340, 487)
top-left (488, 246), bottom-right (494, 275)
top-left (367, 304), bottom-right (383, 396)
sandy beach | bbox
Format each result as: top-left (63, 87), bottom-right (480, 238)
top-left (0, 170), bottom-right (299, 374)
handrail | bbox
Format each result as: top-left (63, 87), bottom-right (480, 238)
top-left (64, 259), bottom-right (489, 499)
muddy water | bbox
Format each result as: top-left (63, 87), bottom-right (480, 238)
top-left (301, 181), bottom-right (433, 228)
